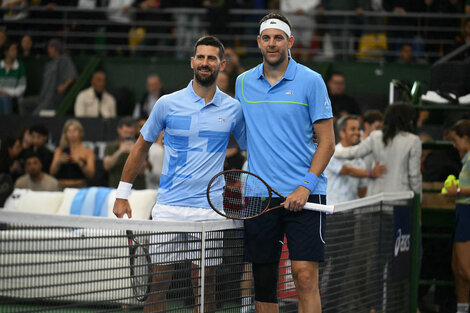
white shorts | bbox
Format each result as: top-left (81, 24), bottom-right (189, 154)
top-left (150, 204), bottom-right (225, 266)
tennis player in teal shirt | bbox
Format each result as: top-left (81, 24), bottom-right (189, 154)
top-left (235, 12), bottom-right (335, 313)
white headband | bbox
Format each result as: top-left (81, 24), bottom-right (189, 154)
top-left (259, 18), bottom-right (291, 37)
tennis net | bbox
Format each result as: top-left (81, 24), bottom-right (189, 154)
top-left (0, 191), bottom-right (417, 313)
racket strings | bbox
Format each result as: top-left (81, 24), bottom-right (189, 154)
top-left (216, 171), bottom-right (269, 219)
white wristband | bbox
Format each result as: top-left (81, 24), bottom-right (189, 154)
top-left (116, 181), bottom-right (133, 199)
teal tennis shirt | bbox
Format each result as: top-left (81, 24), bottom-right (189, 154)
top-left (235, 58), bottom-right (332, 196)
top-left (141, 81), bottom-right (246, 208)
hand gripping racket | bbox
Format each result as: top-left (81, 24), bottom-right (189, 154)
top-left (206, 169), bottom-right (334, 220)
top-left (126, 230), bottom-right (152, 301)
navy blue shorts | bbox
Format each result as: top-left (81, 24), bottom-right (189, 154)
top-left (455, 203), bottom-right (470, 242)
top-left (244, 194), bottom-right (326, 263)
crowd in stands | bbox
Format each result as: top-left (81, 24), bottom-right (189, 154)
top-left (0, 1), bottom-right (469, 61)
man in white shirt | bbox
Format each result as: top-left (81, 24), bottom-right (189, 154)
top-left (74, 71), bottom-right (116, 118)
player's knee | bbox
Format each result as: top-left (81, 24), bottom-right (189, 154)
top-left (293, 271), bottom-right (317, 293)
top-left (253, 263), bottom-right (279, 303)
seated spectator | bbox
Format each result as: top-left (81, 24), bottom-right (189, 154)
top-left (327, 71), bottom-right (361, 120)
top-left (103, 117), bottom-right (147, 189)
top-left (398, 43), bottom-right (414, 64)
top-left (0, 41), bottom-right (26, 115)
top-left (19, 124), bottom-right (53, 173)
top-left (0, 137), bottom-right (23, 183)
top-left (19, 34), bottom-right (34, 58)
top-left (50, 119), bottom-right (95, 188)
top-left (15, 152), bottom-right (59, 191)
top-left (74, 70), bottom-right (117, 118)
top-left (362, 110), bottom-right (384, 140)
top-left (21, 38), bottom-right (78, 115)
top-left (133, 74), bottom-right (165, 120)
top-left (18, 126), bottom-right (32, 151)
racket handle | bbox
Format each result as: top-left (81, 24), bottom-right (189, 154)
top-left (304, 202), bottom-right (334, 214)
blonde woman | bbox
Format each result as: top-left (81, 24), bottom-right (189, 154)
top-left (50, 119), bottom-right (95, 188)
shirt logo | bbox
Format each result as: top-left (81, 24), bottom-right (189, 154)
top-left (285, 91), bottom-right (294, 95)
top-left (218, 118), bottom-right (225, 123)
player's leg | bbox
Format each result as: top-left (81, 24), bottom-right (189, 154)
top-left (144, 264), bottom-right (174, 313)
top-left (190, 264), bottom-right (216, 313)
top-left (244, 201), bottom-right (284, 313)
top-left (284, 195), bottom-right (326, 313)
top-left (453, 242), bottom-right (470, 313)
top-left (291, 260), bottom-right (321, 313)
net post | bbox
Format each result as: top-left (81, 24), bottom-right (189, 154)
top-left (410, 193), bottom-right (421, 313)
top-left (200, 223), bottom-right (206, 313)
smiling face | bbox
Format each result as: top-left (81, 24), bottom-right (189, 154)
top-left (191, 45), bottom-right (225, 87)
top-left (257, 28), bottom-right (293, 68)
top-left (340, 119), bottom-right (361, 147)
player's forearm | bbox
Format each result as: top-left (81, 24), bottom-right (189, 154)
top-left (339, 165), bottom-right (368, 178)
top-left (120, 136), bottom-right (151, 183)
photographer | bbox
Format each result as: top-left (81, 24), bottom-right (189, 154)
top-left (103, 117), bottom-right (147, 189)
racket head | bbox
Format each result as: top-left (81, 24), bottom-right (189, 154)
top-left (207, 169), bottom-right (273, 220)
top-left (127, 230), bottom-right (152, 302)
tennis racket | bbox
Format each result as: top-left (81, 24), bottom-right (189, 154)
top-left (126, 230), bottom-right (152, 302)
top-left (206, 169), bottom-right (334, 220)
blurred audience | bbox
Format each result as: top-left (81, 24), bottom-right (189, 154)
top-left (223, 48), bottom-right (244, 96)
top-left (327, 71), bottom-right (361, 120)
top-left (326, 115), bottom-right (385, 204)
top-left (398, 42), bottom-right (414, 63)
top-left (146, 130), bottom-right (164, 189)
top-left (0, 41), bottom-right (26, 115)
top-left (0, 137), bottom-right (23, 183)
top-left (18, 124), bottom-right (54, 174)
top-left (50, 119), bottom-right (95, 188)
top-left (18, 126), bottom-right (33, 152)
top-left (15, 152), bottom-right (59, 191)
top-left (362, 110), bottom-right (384, 140)
top-left (452, 19), bottom-right (470, 61)
top-left (19, 34), bottom-right (35, 59)
top-left (21, 38), bottom-right (78, 115)
top-left (216, 71), bottom-right (232, 96)
top-left (133, 74), bottom-right (165, 120)
top-left (103, 117), bottom-right (147, 189)
top-left (74, 70), bottom-right (117, 118)
top-left (334, 104), bottom-right (422, 197)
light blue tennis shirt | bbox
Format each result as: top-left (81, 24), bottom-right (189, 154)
top-left (235, 58), bottom-right (332, 196)
top-left (141, 81), bottom-right (246, 209)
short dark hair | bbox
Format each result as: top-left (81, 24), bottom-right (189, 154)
top-left (2, 41), bottom-right (16, 56)
top-left (193, 36), bottom-right (225, 60)
top-left (337, 115), bottom-right (359, 132)
top-left (118, 116), bottom-right (137, 128)
top-left (259, 12), bottom-right (292, 32)
top-left (24, 151), bottom-right (42, 163)
top-left (30, 124), bottom-right (49, 137)
top-left (450, 119), bottom-right (470, 139)
top-left (363, 110), bottom-right (384, 124)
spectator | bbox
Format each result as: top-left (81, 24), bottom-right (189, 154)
top-left (50, 119), bottom-right (95, 188)
top-left (106, 0), bottom-right (136, 55)
top-left (15, 152), bottom-right (59, 191)
top-left (422, 117), bottom-right (462, 182)
top-left (318, 0), bottom-right (370, 60)
top-left (216, 71), bottom-right (232, 96)
top-left (21, 38), bottom-right (78, 115)
top-left (0, 137), bottom-right (23, 183)
top-left (280, 0), bottom-right (319, 61)
top-left (451, 19), bottom-right (470, 61)
top-left (19, 34), bottom-right (34, 59)
top-left (223, 47), bottom-right (244, 95)
top-left (19, 124), bottom-right (54, 174)
top-left (0, 41), bottom-right (26, 115)
top-left (398, 42), bottom-right (414, 63)
top-left (362, 109), bottom-right (384, 140)
top-left (146, 130), bottom-right (164, 189)
top-left (133, 74), bottom-right (164, 120)
top-left (103, 117), bottom-right (147, 189)
top-left (74, 71), bottom-right (117, 118)
top-left (443, 119), bottom-right (470, 313)
top-left (0, 29), bottom-right (7, 52)
top-left (326, 115), bottom-right (386, 204)
top-left (327, 71), bottom-right (362, 120)
top-left (334, 103), bottom-right (422, 197)
top-left (18, 126), bottom-right (32, 151)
